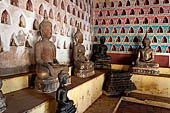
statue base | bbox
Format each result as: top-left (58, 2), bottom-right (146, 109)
top-left (74, 69), bottom-right (95, 78)
top-left (57, 105), bottom-right (76, 113)
top-left (132, 67), bottom-right (160, 75)
top-left (35, 77), bottom-right (59, 93)
top-left (0, 97), bottom-right (6, 113)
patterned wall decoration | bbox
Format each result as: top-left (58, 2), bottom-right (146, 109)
top-left (93, 0), bottom-right (170, 67)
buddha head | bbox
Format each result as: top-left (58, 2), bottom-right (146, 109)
top-left (39, 10), bottom-right (52, 40)
top-left (58, 71), bottom-right (68, 84)
top-left (75, 26), bottom-right (83, 44)
top-left (142, 32), bottom-right (151, 47)
top-left (100, 36), bottom-right (106, 44)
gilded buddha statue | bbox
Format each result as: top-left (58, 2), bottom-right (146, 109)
top-left (73, 27), bottom-right (95, 78)
top-left (132, 33), bottom-right (159, 75)
top-left (35, 10), bottom-right (68, 93)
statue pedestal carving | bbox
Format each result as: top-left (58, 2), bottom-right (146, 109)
top-left (132, 67), bottom-right (160, 75)
top-left (74, 68), bottom-right (95, 78)
top-left (35, 77), bottom-right (58, 93)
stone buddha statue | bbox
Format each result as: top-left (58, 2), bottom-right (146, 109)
top-left (0, 79), bottom-right (6, 113)
top-left (35, 10), bottom-right (68, 93)
top-left (132, 33), bottom-right (159, 75)
top-left (56, 71), bottom-right (76, 113)
top-left (94, 36), bottom-right (111, 69)
top-left (73, 27), bottom-right (95, 78)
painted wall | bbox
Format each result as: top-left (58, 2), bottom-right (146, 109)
top-left (0, 0), bottom-right (93, 76)
top-left (93, 0), bottom-right (170, 67)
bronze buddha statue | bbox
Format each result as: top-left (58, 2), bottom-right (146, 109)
top-left (35, 10), bottom-right (68, 93)
top-left (132, 33), bottom-right (159, 75)
top-left (56, 71), bottom-right (76, 113)
top-left (73, 27), bottom-right (95, 78)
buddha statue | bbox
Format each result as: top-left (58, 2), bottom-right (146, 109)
top-left (56, 71), bottom-right (76, 113)
top-left (132, 33), bottom-right (159, 75)
top-left (94, 36), bottom-right (111, 69)
top-left (73, 27), bottom-right (95, 78)
top-left (0, 79), bottom-right (6, 112)
top-left (35, 10), bottom-right (68, 93)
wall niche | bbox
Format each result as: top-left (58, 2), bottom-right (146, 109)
top-left (19, 15), bottom-right (26, 28)
top-left (39, 4), bottom-right (44, 15)
top-left (10, 0), bottom-right (19, 7)
top-left (26, 0), bottom-right (33, 12)
top-left (1, 10), bottom-right (11, 25)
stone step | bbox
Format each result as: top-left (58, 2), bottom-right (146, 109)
top-left (3, 70), bottom-right (105, 113)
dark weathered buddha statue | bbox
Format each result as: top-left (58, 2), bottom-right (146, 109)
top-left (94, 36), bottom-right (111, 69)
top-left (132, 33), bottom-right (159, 75)
top-left (73, 27), bottom-right (95, 78)
top-left (35, 10), bottom-right (68, 93)
top-left (56, 71), bottom-right (76, 113)
top-left (0, 79), bottom-right (6, 112)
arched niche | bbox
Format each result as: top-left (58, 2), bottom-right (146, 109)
top-left (134, 18), bottom-right (139, 24)
top-left (153, 17), bottom-right (158, 23)
top-left (166, 46), bottom-right (170, 53)
top-left (53, 0), bottom-right (57, 6)
top-left (148, 27), bottom-right (153, 33)
top-left (163, 0), bottom-right (169, 3)
top-left (108, 36), bottom-right (112, 42)
top-left (11, 0), bottom-right (19, 7)
top-left (112, 28), bottom-right (117, 33)
top-left (124, 36), bottom-right (129, 42)
top-left (156, 46), bottom-right (162, 53)
top-left (10, 33), bottom-right (17, 47)
top-left (83, 24), bottom-right (86, 30)
top-left (161, 36), bottom-right (167, 43)
top-left (159, 7), bottom-right (164, 14)
top-left (64, 15), bottom-right (67, 24)
top-left (75, 20), bottom-right (77, 27)
top-left (129, 27), bottom-right (134, 33)
top-left (112, 45), bottom-right (116, 51)
top-left (111, 2), bottom-right (114, 7)
top-left (49, 9), bottom-right (53, 19)
top-left (109, 19), bottom-right (114, 25)
top-left (126, 0), bottom-right (130, 6)
top-left (122, 10), bottom-right (126, 15)
top-left (73, 8), bottom-right (76, 16)
top-left (139, 9), bottom-right (144, 15)
top-left (138, 27), bottom-right (143, 33)
top-left (26, 0), bottom-right (33, 12)
top-left (148, 8), bottom-right (153, 14)
top-left (61, 1), bottom-right (65, 10)
top-left (130, 9), bottom-right (135, 15)
top-left (99, 11), bottom-right (103, 17)
top-left (120, 45), bottom-right (124, 51)
top-left (19, 15), bottom-right (26, 28)
top-left (143, 18), bottom-right (148, 24)
top-left (102, 19), bottom-right (106, 25)
top-left (152, 36), bottom-right (157, 43)
top-left (157, 26), bottom-right (163, 33)
top-left (105, 28), bottom-right (109, 33)
top-left (163, 17), bottom-right (168, 23)
top-left (39, 4), bottom-right (44, 15)
top-left (80, 2), bottom-right (82, 9)
top-left (133, 36), bottom-right (138, 42)
top-left (95, 3), bottom-right (99, 8)
top-left (103, 2), bottom-right (106, 8)
top-left (82, 13), bottom-right (84, 20)
top-left (117, 19), bottom-right (121, 24)
top-left (1, 10), bottom-right (11, 25)
top-left (95, 20), bottom-right (98, 25)
top-left (135, 0), bottom-right (140, 6)
top-left (57, 13), bottom-right (61, 22)
top-left (76, 0), bottom-right (78, 6)
top-left (94, 36), bottom-right (98, 42)
top-left (125, 18), bottom-right (130, 24)
top-left (144, 0), bottom-right (149, 5)
top-left (167, 26), bottom-right (170, 33)
top-left (118, 1), bottom-right (122, 7)
top-left (116, 36), bottom-right (120, 42)
top-left (114, 10), bottom-right (118, 16)
top-left (97, 28), bottom-right (101, 33)
top-left (153, 0), bottom-right (159, 4)
top-left (128, 45), bottom-right (133, 51)
top-left (106, 11), bottom-right (110, 16)
top-left (121, 27), bottom-right (125, 33)
top-left (67, 5), bottom-right (70, 13)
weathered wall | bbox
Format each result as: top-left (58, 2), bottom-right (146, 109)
top-left (93, 0), bottom-right (170, 67)
top-left (0, 0), bottom-right (93, 76)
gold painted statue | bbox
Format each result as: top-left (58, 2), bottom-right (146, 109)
top-left (132, 33), bottom-right (159, 75)
top-left (35, 10), bottom-right (68, 93)
top-left (73, 27), bottom-right (95, 78)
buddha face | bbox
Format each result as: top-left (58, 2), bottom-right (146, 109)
top-left (143, 39), bottom-right (150, 47)
top-left (78, 36), bottom-right (83, 44)
top-left (100, 36), bottom-right (105, 44)
top-left (41, 24), bottom-right (52, 39)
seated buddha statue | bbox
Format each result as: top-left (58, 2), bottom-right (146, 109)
top-left (132, 33), bottom-right (159, 75)
top-left (94, 36), bottom-right (111, 69)
top-left (35, 10), bottom-right (68, 93)
top-left (73, 27), bottom-right (95, 78)
top-left (56, 71), bottom-right (76, 113)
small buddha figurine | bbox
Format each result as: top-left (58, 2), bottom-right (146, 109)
top-left (94, 36), bottom-right (111, 69)
top-left (56, 71), bottom-right (76, 113)
top-left (0, 79), bottom-right (6, 113)
top-left (73, 27), bottom-right (95, 78)
top-left (35, 10), bottom-right (68, 93)
top-left (132, 33), bottom-right (159, 75)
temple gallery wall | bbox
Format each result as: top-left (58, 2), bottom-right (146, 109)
top-left (0, 0), bottom-right (93, 76)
